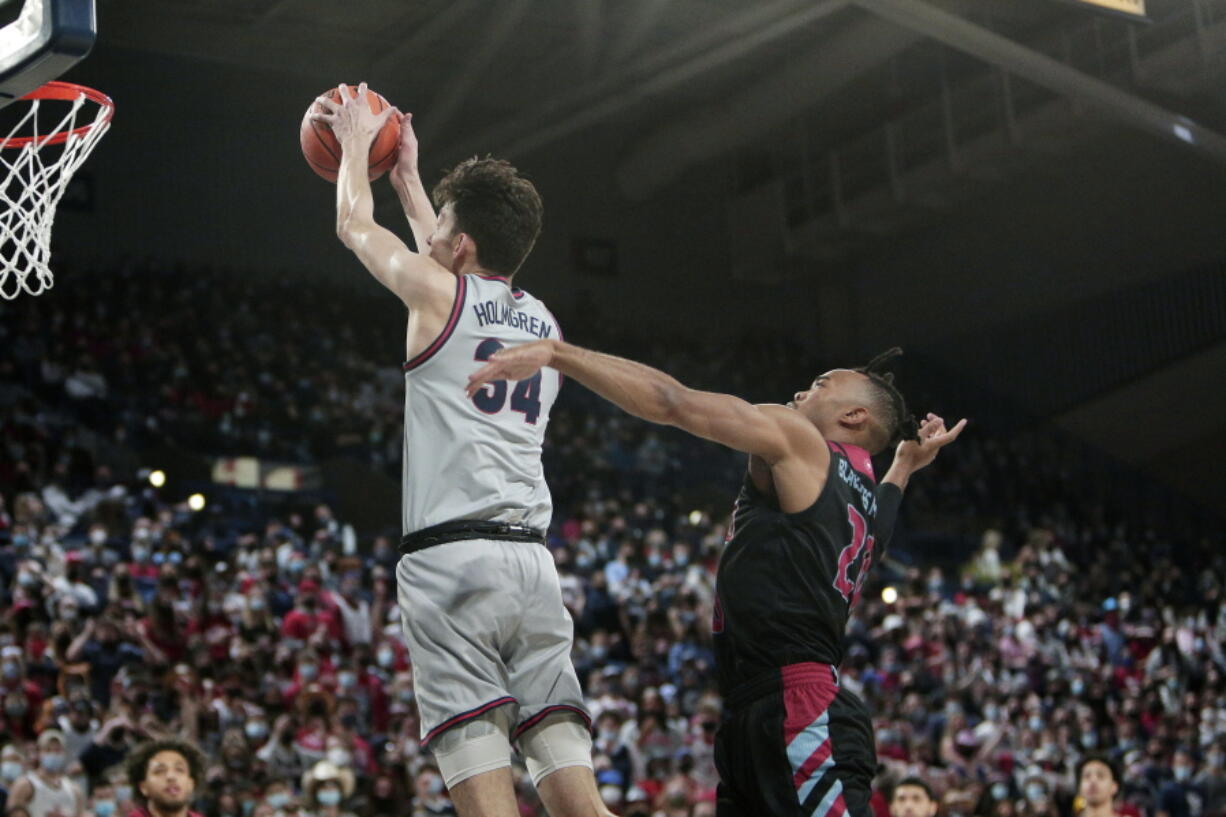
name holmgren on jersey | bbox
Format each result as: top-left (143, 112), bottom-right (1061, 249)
top-left (401, 273), bottom-right (562, 537)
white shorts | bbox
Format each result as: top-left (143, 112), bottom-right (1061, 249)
top-left (395, 538), bottom-right (590, 749)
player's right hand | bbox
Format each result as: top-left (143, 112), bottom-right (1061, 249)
top-left (466, 340), bottom-right (556, 398)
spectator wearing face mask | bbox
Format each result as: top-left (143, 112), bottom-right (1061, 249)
top-left (57, 698), bottom-right (98, 760)
top-left (89, 780), bottom-right (118, 817)
top-left (409, 765), bottom-right (453, 817)
top-left (64, 618), bottom-right (144, 707)
top-left (303, 761), bottom-right (355, 817)
top-left (1, 742), bottom-right (27, 812)
top-left (7, 730), bottom-right (84, 817)
top-left (1158, 749), bottom-right (1201, 817)
top-left (1194, 739), bottom-right (1226, 817)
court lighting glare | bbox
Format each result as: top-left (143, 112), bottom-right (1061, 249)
top-left (881, 586), bottom-right (899, 604)
top-left (148, 469), bottom-right (166, 488)
top-left (187, 493), bottom-right (206, 512)
top-left (688, 510), bottom-right (703, 525)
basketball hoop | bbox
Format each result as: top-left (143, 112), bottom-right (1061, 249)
top-left (0, 80), bottom-right (113, 299)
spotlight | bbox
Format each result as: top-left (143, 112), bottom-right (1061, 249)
top-left (187, 493), bottom-right (206, 512)
top-left (688, 510), bottom-right (703, 526)
top-left (149, 470), bottom-right (166, 488)
top-left (881, 586), bottom-right (898, 604)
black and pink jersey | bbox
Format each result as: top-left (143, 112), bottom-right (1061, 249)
top-left (713, 442), bottom-right (886, 697)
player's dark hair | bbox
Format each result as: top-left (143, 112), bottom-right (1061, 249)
top-left (433, 157), bottom-right (543, 277)
top-left (854, 347), bottom-right (920, 453)
top-left (126, 738), bottom-right (206, 804)
top-left (1077, 753), bottom-right (1120, 785)
top-left (892, 776), bottom-right (936, 802)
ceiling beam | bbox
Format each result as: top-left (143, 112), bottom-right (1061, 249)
top-left (370, 0), bottom-right (479, 81)
top-left (614, 11), bottom-right (920, 199)
top-left (417, 0), bottom-right (534, 143)
top-left (442, 0), bottom-right (853, 163)
top-left (853, 0), bottom-right (1226, 166)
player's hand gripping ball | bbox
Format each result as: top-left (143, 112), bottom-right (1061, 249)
top-left (300, 84), bottom-right (400, 183)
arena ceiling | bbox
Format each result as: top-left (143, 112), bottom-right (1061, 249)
top-left (90, 0), bottom-right (1226, 514)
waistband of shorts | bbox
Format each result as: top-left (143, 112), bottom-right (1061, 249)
top-left (400, 519), bottom-right (545, 554)
top-left (723, 662), bottom-right (840, 710)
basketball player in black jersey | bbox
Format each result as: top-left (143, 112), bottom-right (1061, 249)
top-left (467, 342), bottom-right (965, 817)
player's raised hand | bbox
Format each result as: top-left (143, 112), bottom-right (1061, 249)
top-left (466, 340), bottom-right (556, 398)
top-left (310, 82), bottom-right (395, 149)
top-left (390, 110), bottom-right (420, 185)
top-left (894, 412), bottom-right (967, 471)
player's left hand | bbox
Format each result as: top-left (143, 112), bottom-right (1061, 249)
top-left (894, 412), bottom-right (966, 471)
top-left (310, 82), bottom-right (394, 150)
top-left (466, 340), bottom-right (556, 398)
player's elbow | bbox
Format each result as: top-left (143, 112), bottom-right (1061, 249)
top-left (336, 216), bottom-right (367, 250)
top-left (654, 383), bottom-right (692, 427)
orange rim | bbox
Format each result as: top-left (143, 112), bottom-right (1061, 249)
top-left (3, 80), bottom-right (114, 148)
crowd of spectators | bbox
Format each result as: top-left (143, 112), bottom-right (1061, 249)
top-left (0, 260), bottom-right (1222, 817)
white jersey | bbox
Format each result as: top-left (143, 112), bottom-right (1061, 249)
top-left (402, 273), bottom-right (562, 535)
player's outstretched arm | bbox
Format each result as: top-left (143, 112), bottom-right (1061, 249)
top-left (467, 339), bottom-right (813, 463)
top-left (388, 111), bottom-right (438, 253)
top-left (312, 84), bottom-right (452, 310)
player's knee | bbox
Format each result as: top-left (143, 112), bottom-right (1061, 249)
top-left (518, 712), bottom-right (594, 787)
top-left (431, 705), bottom-right (514, 789)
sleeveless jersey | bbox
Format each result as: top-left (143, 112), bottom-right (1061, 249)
top-left (713, 442), bottom-right (882, 696)
top-left (402, 273), bottom-right (562, 535)
top-left (26, 773), bottom-right (77, 817)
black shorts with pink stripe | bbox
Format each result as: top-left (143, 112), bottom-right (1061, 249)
top-left (714, 663), bottom-right (876, 817)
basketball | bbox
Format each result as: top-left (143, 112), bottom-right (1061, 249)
top-left (300, 84), bottom-right (400, 183)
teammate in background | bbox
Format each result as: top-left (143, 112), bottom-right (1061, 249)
top-left (889, 778), bottom-right (939, 817)
top-left (124, 739), bottom-right (206, 817)
top-left (468, 342), bottom-right (965, 817)
top-left (311, 85), bottom-right (609, 817)
top-left (1076, 755), bottom-right (1121, 817)
top-left (6, 731), bottom-right (84, 817)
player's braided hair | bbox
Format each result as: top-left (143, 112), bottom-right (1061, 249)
top-left (854, 347), bottom-right (920, 451)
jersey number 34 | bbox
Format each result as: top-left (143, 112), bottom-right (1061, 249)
top-left (471, 339), bottom-right (543, 424)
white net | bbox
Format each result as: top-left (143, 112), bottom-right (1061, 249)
top-left (0, 86), bottom-right (112, 299)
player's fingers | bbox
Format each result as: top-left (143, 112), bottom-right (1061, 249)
top-left (315, 96), bottom-right (340, 112)
top-left (309, 113), bottom-right (334, 125)
top-left (357, 81), bottom-right (368, 98)
top-left (337, 83), bottom-right (353, 102)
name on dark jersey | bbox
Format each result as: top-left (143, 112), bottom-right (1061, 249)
top-left (472, 301), bottom-right (554, 338)
top-left (838, 457), bottom-right (878, 516)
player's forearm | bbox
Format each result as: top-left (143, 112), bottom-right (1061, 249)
top-left (391, 171), bottom-right (437, 252)
top-left (335, 137), bottom-right (377, 242)
top-left (881, 457), bottom-right (914, 492)
top-left (549, 340), bottom-right (690, 426)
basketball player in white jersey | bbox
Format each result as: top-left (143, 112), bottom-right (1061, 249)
top-left (312, 84), bottom-right (610, 817)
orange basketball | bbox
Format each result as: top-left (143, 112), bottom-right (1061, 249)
top-left (300, 85), bottom-right (401, 183)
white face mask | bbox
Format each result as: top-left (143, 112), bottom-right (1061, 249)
top-left (0, 760), bottom-right (23, 782)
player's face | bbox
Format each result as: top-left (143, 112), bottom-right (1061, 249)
top-left (890, 786), bottom-right (938, 817)
top-left (1079, 762), bottom-right (1118, 806)
top-left (426, 205), bottom-right (462, 272)
top-left (140, 750), bottom-right (194, 810)
top-left (789, 369), bottom-right (864, 417)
